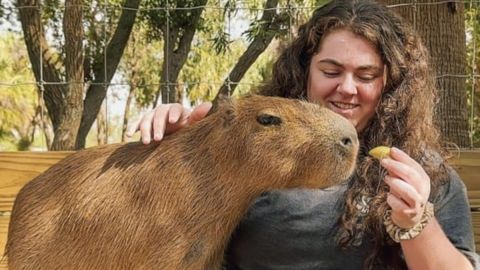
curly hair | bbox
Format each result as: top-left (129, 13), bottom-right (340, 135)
top-left (258, 0), bottom-right (448, 269)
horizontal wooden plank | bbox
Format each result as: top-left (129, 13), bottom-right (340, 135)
top-left (0, 151), bottom-right (72, 213)
top-left (471, 212), bottom-right (480, 252)
top-left (450, 150), bottom-right (480, 210)
top-left (451, 150), bottom-right (480, 178)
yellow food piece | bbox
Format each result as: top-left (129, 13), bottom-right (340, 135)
top-left (368, 146), bottom-right (391, 160)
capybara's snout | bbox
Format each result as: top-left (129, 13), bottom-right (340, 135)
top-left (291, 102), bottom-right (360, 188)
top-left (334, 119), bottom-right (359, 158)
top-left (325, 111), bottom-right (359, 185)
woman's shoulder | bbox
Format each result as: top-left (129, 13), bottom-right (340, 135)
top-left (431, 164), bottom-right (469, 211)
top-left (421, 148), bottom-right (466, 200)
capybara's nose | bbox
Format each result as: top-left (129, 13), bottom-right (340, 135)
top-left (340, 136), bottom-right (353, 147)
top-left (337, 133), bottom-right (359, 152)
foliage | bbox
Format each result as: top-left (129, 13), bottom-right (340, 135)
top-left (181, 0), bottom-right (321, 103)
top-left (0, 0), bottom-right (17, 29)
top-left (119, 25), bottom-right (163, 108)
top-left (0, 33), bottom-right (37, 150)
top-left (141, 0), bottom-right (207, 40)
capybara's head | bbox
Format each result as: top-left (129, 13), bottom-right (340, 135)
top-left (205, 95), bottom-right (359, 189)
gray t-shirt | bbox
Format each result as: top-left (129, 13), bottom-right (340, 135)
top-left (225, 168), bottom-right (479, 270)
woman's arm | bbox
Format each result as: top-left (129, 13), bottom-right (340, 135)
top-left (381, 148), bottom-right (476, 270)
top-left (401, 218), bottom-right (473, 270)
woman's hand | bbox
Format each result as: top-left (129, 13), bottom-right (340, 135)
top-left (126, 102), bottom-right (212, 144)
top-left (381, 147), bottom-right (431, 229)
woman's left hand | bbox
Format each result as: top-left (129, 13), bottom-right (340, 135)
top-left (381, 147), bottom-right (431, 229)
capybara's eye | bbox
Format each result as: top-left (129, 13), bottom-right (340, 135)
top-left (256, 114), bottom-right (282, 126)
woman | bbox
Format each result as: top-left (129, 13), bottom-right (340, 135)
top-left (128, 1), bottom-right (479, 269)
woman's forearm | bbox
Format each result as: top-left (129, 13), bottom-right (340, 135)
top-left (401, 218), bottom-right (473, 270)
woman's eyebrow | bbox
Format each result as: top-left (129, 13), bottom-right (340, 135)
top-left (317, 59), bottom-right (382, 72)
top-left (357, 65), bottom-right (383, 73)
top-left (318, 59), bottom-right (343, 67)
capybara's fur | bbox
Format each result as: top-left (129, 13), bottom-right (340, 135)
top-left (5, 95), bottom-right (359, 270)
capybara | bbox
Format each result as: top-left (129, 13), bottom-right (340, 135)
top-left (5, 95), bottom-right (359, 270)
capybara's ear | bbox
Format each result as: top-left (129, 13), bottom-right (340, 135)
top-left (207, 93), bottom-right (229, 116)
top-left (217, 97), bottom-right (235, 127)
top-left (216, 93), bottom-right (231, 106)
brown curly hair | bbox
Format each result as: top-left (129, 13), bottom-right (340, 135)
top-left (258, 0), bottom-right (448, 269)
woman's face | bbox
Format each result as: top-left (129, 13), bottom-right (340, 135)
top-left (307, 29), bottom-right (385, 132)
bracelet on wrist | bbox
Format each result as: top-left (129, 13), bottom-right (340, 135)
top-left (384, 201), bottom-right (434, 243)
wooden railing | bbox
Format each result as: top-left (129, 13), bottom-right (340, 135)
top-left (0, 150), bottom-right (479, 268)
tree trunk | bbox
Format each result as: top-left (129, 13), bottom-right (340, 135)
top-left (122, 86), bottom-right (136, 142)
top-left (17, 0), bottom-right (65, 132)
top-left (51, 0), bottom-right (84, 150)
top-left (75, 0), bottom-right (141, 149)
top-left (154, 0), bottom-right (208, 105)
top-left (214, 0), bottom-right (280, 105)
top-left (17, 0), bottom-right (84, 150)
top-left (39, 102), bottom-right (54, 150)
top-left (97, 102), bottom-right (107, 145)
top-left (382, 0), bottom-right (469, 147)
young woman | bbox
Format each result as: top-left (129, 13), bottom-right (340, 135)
top-left (128, 1), bottom-right (479, 269)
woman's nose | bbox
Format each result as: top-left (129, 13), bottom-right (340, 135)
top-left (337, 75), bottom-right (357, 95)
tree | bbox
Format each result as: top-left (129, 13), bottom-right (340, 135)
top-left (381, 0), bottom-right (470, 147)
top-left (212, 0), bottom-right (283, 103)
top-left (211, 0), bottom-right (330, 104)
top-left (16, 0), bottom-right (140, 149)
top-left (177, 1), bottom-right (277, 103)
top-left (142, 0), bottom-right (290, 106)
top-left (142, 0), bottom-right (209, 105)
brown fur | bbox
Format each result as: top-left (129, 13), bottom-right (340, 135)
top-left (5, 95), bottom-right (358, 270)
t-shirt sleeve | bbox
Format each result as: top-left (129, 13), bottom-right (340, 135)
top-left (432, 167), bottom-right (480, 269)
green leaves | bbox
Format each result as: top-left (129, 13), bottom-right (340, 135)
top-left (211, 29), bottom-right (232, 54)
top-left (0, 33), bottom-right (37, 150)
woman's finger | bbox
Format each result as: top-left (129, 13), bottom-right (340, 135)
top-left (165, 106), bottom-right (192, 135)
top-left (151, 106), bottom-right (170, 141)
top-left (188, 102), bottom-right (212, 124)
top-left (126, 117), bottom-right (141, 137)
top-left (139, 111), bottom-right (155, 144)
top-left (381, 158), bottom-right (422, 188)
top-left (389, 147), bottom-right (425, 175)
top-left (386, 192), bottom-right (410, 211)
top-left (168, 103), bottom-right (185, 124)
top-left (387, 193), bottom-right (422, 228)
top-left (384, 175), bottom-right (422, 208)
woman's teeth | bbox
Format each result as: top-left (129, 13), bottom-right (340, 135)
top-left (332, 102), bottom-right (356, 109)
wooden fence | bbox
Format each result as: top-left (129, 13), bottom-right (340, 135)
top-left (0, 150), bottom-right (479, 268)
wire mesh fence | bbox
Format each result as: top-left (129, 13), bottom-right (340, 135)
top-left (0, 0), bottom-right (479, 150)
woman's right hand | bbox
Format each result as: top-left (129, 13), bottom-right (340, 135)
top-left (126, 102), bottom-right (212, 144)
